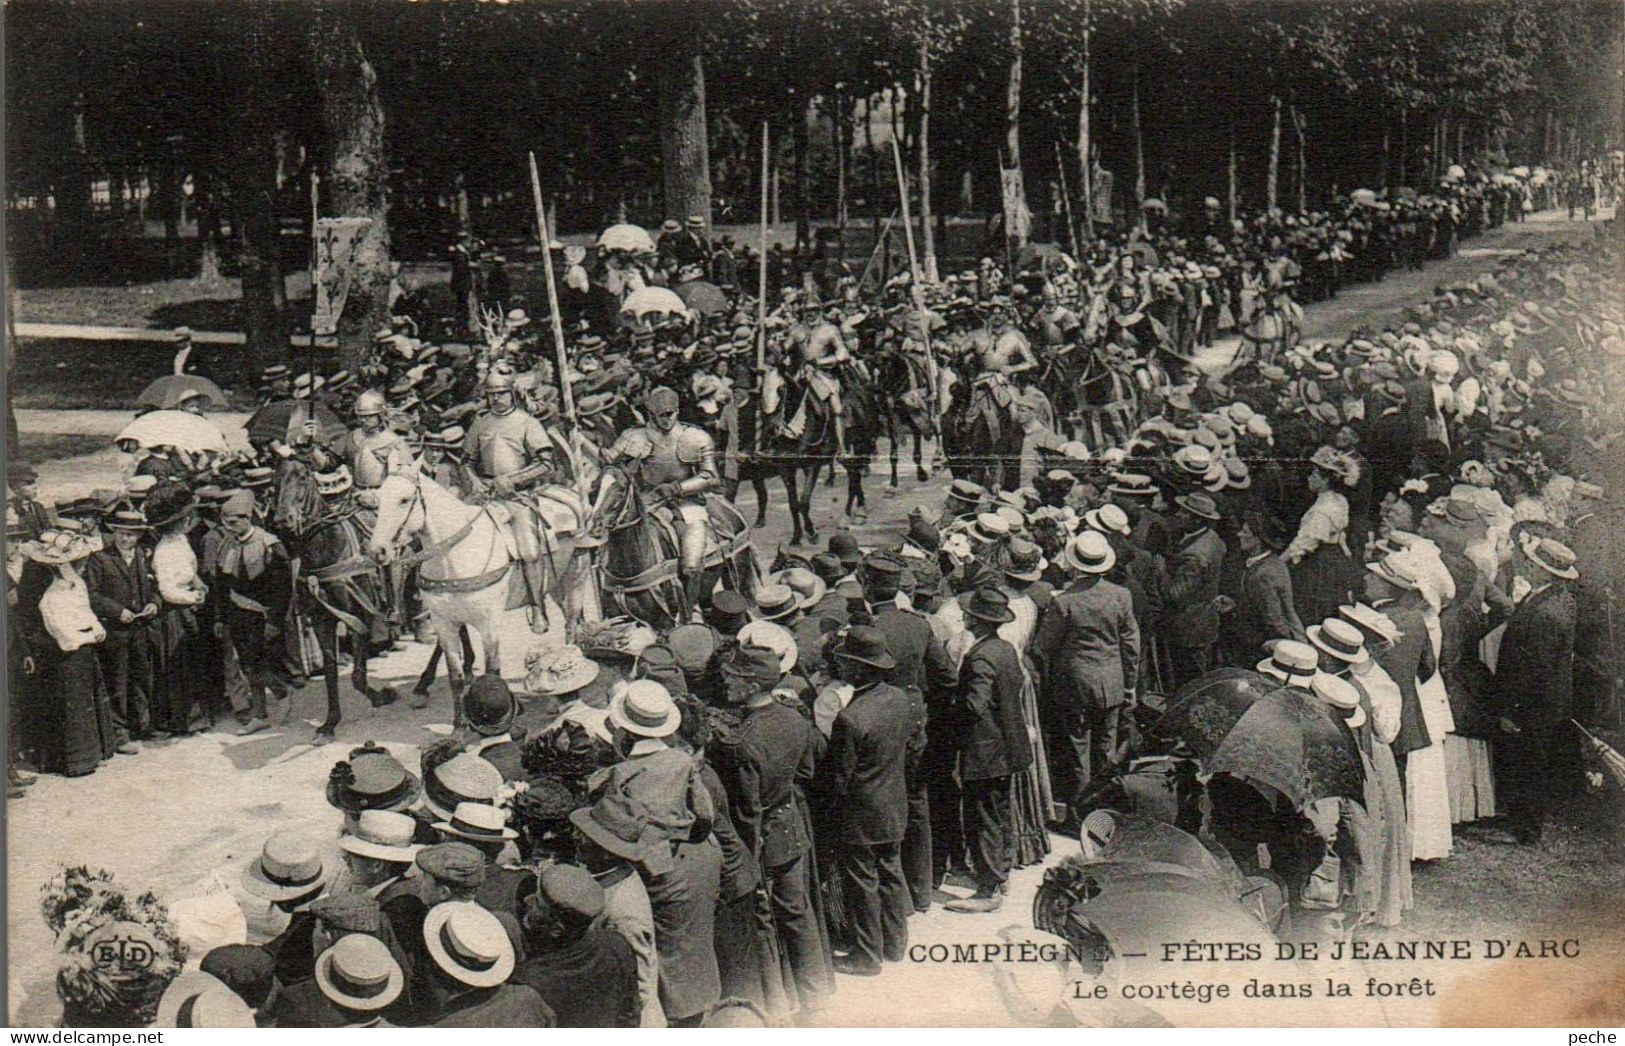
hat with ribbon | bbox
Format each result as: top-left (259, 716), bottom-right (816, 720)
top-left (523, 644), bottom-right (604, 697)
top-left (1063, 530), bottom-right (1116, 575)
top-left (1083, 504), bottom-right (1132, 537)
top-left (608, 679), bottom-right (681, 738)
top-left (962, 586), bottom-right (1016, 624)
top-left (1518, 532), bottom-right (1579, 580)
top-left (1001, 537), bottom-right (1046, 583)
top-left (154, 970), bottom-right (256, 1029)
top-left (753, 583), bottom-right (800, 622)
top-left (422, 753), bottom-right (503, 821)
top-left (423, 902), bottom-right (516, 988)
top-left (768, 567), bottom-right (827, 610)
top-left (241, 832), bottom-right (331, 901)
top-left (1256, 639), bottom-right (1319, 685)
top-left (315, 933), bottom-right (404, 1013)
top-left (1338, 602), bottom-right (1400, 645)
top-left (327, 743), bottom-right (421, 816)
top-left (1307, 617), bottom-right (1370, 665)
top-left (434, 801), bottom-right (519, 844)
top-left (1311, 672), bottom-right (1367, 729)
top-left (339, 810), bottom-right (423, 863)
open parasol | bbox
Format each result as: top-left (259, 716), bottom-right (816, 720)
top-left (620, 286), bottom-right (691, 322)
top-left (115, 410), bottom-right (227, 454)
top-left (1206, 688), bottom-right (1363, 808)
top-left (596, 223), bottom-right (656, 254)
top-left (1349, 188), bottom-right (1378, 206)
top-left (673, 278), bottom-right (729, 317)
top-left (1139, 197), bottom-right (1168, 213)
top-left (1155, 668), bottom-right (1276, 759)
top-left (136, 374), bottom-right (227, 411)
top-left (1015, 242), bottom-right (1072, 272)
top-left (245, 399), bottom-right (346, 447)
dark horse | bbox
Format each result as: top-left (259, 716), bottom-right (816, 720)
top-left (945, 373), bottom-right (1020, 493)
top-left (871, 344), bottom-right (935, 489)
top-left (272, 458), bottom-right (399, 744)
top-left (761, 369), bottom-right (847, 546)
top-left (585, 464), bottom-right (759, 629)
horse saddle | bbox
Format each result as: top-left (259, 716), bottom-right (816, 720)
top-left (487, 484), bottom-right (587, 562)
top-left (648, 495), bottom-right (750, 567)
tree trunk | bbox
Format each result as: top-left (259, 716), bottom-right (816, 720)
top-left (1266, 92), bottom-right (1281, 211)
top-left (1004, 0), bottom-right (1027, 247)
top-left (311, 4), bottom-right (391, 369)
top-left (1132, 63), bottom-right (1146, 204)
top-left (1380, 122), bottom-right (1390, 194)
top-left (1227, 118), bottom-right (1238, 221)
top-left (1398, 106), bottom-right (1408, 188)
top-left (834, 92), bottom-right (849, 233)
top-left (658, 47), bottom-right (712, 238)
top-left (234, 2), bottom-right (287, 377)
top-left (867, 95), bottom-right (880, 237)
top-left (792, 94), bottom-right (810, 250)
top-left (1290, 102), bottom-right (1306, 211)
top-left (1076, 16), bottom-right (1092, 240)
top-left (918, 34), bottom-right (938, 283)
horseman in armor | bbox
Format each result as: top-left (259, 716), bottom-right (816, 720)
top-left (463, 367), bottom-right (568, 624)
top-left (341, 389), bottom-right (411, 510)
top-left (787, 317), bottom-right (852, 457)
top-left (604, 385), bottom-right (720, 617)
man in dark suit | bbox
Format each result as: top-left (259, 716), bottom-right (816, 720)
top-left (822, 626), bottom-right (919, 977)
top-left (5, 462), bottom-right (50, 539)
top-left (1486, 536), bottom-right (1579, 846)
top-left (83, 507), bottom-right (157, 749)
top-left (860, 553), bottom-right (955, 913)
top-left (714, 643), bottom-right (833, 1004)
top-left (513, 864), bottom-right (640, 1027)
top-left (944, 589), bottom-right (1030, 914)
top-left (1158, 492), bottom-right (1228, 688)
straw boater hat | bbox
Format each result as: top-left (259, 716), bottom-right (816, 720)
top-left (608, 679), bottom-right (681, 739)
top-left (1106, 472), bottom-right (1156, 498)
top-left (1338, 602), bottom-right (1400, 645)
top-left (1311, 672), bottom-right (1367, 730)
top-left (1063, 530), bottom-right (1116, 575)
top-left (421, 753), bottom-right (503, 822)
top-left (1365, 549), bottom-right (1420, 591)
top-left (1307, 617), bottom-right (1370, 665)
top-left (1083, 504), bottom-right (1131, 537)
top-left (1001, 538), bottom-right (1046, 583)
top-left (1257, 640), bottom-right (1319, 685)
top-left (315, 934), bottom-right (404, 1013)
top-left (154, 970), bottom-right (256, 1029)
top-left (753, 583), bottom-right (799, 622)
top-left (339, 810), bottom-right (423, 863)
top-left (241, 832), bottom-right (332, 902)
top-left (735, 620), bottom-right (798, 675)
top-left (434, 801), bottom-right (519, 844)
top-left (423, 902), bottom-right (516, 988)
top-left (1518, 532), bottom-right (1579, 580)
top-left (104, 505), bottom-right (149, 532)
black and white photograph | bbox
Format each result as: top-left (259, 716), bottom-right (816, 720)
top-left (3, 0), bottom-right (1623, 1030)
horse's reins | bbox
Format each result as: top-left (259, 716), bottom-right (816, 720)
top-left (390, 472), bottom-right (511, 594)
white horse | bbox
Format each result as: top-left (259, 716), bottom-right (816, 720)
top-left (368, 469), bottom-right (597, 725)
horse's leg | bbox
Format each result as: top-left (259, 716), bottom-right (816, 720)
top-left (782, 463), bottom-right (803, 545)
top-left (846, 460), bottom-right (868, 523)
top-left (314, 618), bottom-right (342, 745)
top-left (887, 409), bottom-right (901, 488)
top-left (412, 643), bottom-right (442, 708)
top-left (801, 460), bottom-right (822, 542)
top-left (913, 421), bottom-right (928, 482)
top-left (751, 473), bottom-right (770, 528)
top-left (352, 635), bottom-right (397, 709)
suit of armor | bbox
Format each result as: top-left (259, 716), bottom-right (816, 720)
top-left (606, 420), bottom-right (719, 610)
top-left (463, 407), bottom-right (559, 494)
top-left (346, 427), bottom-right (411, 506)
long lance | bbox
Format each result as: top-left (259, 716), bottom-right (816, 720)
top-left (755, 121), bottom-right (769, 456)
top-left (890, 138), bottom-right (939, 446)
top-left (528, 151), bottom-right (575, 425)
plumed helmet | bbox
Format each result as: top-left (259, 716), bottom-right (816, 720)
top-left (354, 389), bottom-right (387, 416)
top-left (643, 386), bottom-right (679, 414)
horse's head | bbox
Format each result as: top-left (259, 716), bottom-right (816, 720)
top-left (584, 463), bottom-right (641, 539)
top-left (368, 472), bottom-right (423, 565)
top-left (271, 457), bottom-right (322, 540)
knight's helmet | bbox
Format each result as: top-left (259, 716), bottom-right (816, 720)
top-left (353, 389), bottom-right (387, 417)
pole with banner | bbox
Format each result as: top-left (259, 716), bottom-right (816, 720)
top-left (754, 121), bottom-right (769, 456)
top-left (890, 138), bottom-right (940, 456)
top-left (528, 151), bottom-right (575, 426)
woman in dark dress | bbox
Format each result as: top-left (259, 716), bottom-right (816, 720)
top-left (16, 525), bottom-right (118, 775)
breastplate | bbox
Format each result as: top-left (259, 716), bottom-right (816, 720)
top-left (350, 429), bottom-right (397, 487)
top-left (638, 429), bottom-right (692, 487)
top-left (472, 411), bottom-right (537, 477)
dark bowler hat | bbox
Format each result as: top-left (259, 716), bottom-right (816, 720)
top-left (902, 511), bottom-right (940, 554)
top-left (963, 586), bottom-right (1016, 624)
top-left (809, 552), bottom-right (846, 584)
top-left (829, 625), bottom-right (896, 671)
top-left (829, 531), bottom-right (864, 570)
top-left (464, 674), bottom-right (518, 737)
